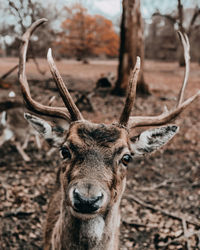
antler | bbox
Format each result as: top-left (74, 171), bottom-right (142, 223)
top-left (119, 57), bottom-right (140, 126)
top-left (176, 32), bottom-right (190, 107)
top-left (19, 18), bottom-right (83, 122)
top-left (124, 32), bottom-right (199, 129)
top-left (47, 49), bottom-right (83, 121)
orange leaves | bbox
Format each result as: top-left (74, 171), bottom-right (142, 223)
top-left (56, 4), bottom-right (119, 58)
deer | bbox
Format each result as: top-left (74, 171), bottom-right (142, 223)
top-left (18, 19), bottom-right (199, 250)
top-left (0, 106), bottom-right (42, 162)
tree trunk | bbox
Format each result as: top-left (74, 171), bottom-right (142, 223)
top-left (112, 0), bottom-right (150, 96)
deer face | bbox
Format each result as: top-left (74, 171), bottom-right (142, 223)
top-left (60, 121), bottom-right (131, 219)
top-left (25, 113), bottom-right (178, 219)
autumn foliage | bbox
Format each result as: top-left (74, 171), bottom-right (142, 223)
top-left (56, 4), bottom-right (119, 59)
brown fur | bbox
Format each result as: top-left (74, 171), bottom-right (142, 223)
top-left (23, 116), bottom-right (178, 250)
top-left (44, 121), bottom-right (130, 250)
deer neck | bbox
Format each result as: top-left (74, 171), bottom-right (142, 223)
top-left (51, 199), bottom-right (121, 250)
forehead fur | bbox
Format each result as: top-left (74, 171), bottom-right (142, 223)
top-left (67, 121), bottom-right (128, 148)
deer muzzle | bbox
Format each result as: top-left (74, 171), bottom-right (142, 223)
top-left (69, 181), bottom-right (109, 215)
top-left (73, 188), bottom-right (104, 214)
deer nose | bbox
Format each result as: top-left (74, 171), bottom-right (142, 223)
top-left (73, 188), bottom-right (104, 214)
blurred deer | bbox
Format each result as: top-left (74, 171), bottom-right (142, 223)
top-left (19, 19), bottom-right (199, 250)
top-left (0, 107), bottom-right (41, 161)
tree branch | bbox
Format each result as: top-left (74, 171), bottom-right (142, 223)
top-left (188, 7), bottom-right (200, 35)
top-left (152, 12), bottom-right (177, 24)
top-left (124, 194), bottom-right (200, 228)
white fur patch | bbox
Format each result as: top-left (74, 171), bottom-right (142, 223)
top-left (81, 216), bottom-right (105, 241)
top-left (0, 128), bottom-right (13, 146)
top-left (4, 128), bottom-right (13, 141)
top-left (1, 111), bottom-right (7, 126)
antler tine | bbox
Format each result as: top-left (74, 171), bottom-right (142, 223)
top-left (176, 31), bottom-right (190, 107)
top-left (127, 32), bottom-right (200, 129)
top-left (19, 18), bottom-right (71, 121)
top-left (119, 57), bottom-right (141, 126)
top-left (47, 48), bottom-right (83, 121)
top-left (128, 90), bottom-right (200, 128)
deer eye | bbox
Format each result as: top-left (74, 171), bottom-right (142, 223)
top-left (121, 154), bottom-right (132, 166)
top-left (60, 146), bottom-right (71, 160)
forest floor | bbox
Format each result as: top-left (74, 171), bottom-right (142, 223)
top-left (0, 58), bottom-right (199, 250)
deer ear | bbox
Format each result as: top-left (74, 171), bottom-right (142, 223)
top-left (130, 125), bottom-right (179, 157)
top-left (24, 113), bottom-right (67, 147)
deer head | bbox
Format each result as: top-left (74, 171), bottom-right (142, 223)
top-left (19, 19), bottom-right (199, 248)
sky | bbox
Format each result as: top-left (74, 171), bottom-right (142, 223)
top-left (1, 0), bottom-right (199, 26)
top-left (55, 0), bottom-right (200, 21)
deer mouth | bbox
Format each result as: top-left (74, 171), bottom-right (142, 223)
top-left (70, 207), bottom-right (101, 220)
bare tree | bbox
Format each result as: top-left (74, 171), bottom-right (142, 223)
top-left (0, 0), bottom-right (61, 81)
top-left (153, 0), bottom-right (200, 66)
top-left (113, 0), bottom-right (150, 96)
top-left (2, 0), bottom-right (60, 58)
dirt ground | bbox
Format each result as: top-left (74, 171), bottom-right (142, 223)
top-left (0, 58), bottom-right (199, 250)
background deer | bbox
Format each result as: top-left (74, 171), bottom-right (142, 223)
top-left (18, 19), bottom-right (199, 250)
top-left (0, 106), bottom-right (42, 162)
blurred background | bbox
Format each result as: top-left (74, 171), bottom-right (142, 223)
top-left (0, 0), bottom-right (200, 249)
top-left (0, 0), bottom-right (200, 61)
top-left (0, 0), bottom-right (200, 95)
